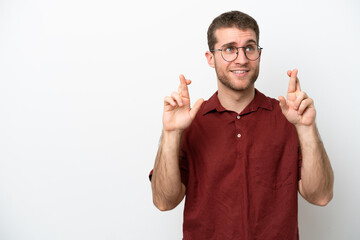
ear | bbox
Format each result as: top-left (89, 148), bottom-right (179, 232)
top-left (205, 51), bottom-right (215, 68)
top-left (258, 49), bottom-right (262, 62)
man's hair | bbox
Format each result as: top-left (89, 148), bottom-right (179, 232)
top-left (207, 11), bottom-right (260, 51)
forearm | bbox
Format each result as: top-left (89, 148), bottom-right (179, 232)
top-left (297, 124), bottom-right (334, 206)
top-left (151, 130), bottom-right (186, 211)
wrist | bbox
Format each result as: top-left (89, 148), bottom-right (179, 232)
top-left (162, 129), bottom-right (184, 142)
top-left (295, 122), bottom-right (316, 132)
top-left (295, 123), bottom-right (321, 143)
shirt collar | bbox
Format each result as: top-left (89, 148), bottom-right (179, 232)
top-left (201, 89), bottom-right (273, 116)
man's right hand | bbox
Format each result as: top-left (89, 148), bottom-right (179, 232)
top-left (163, 75), bottom-right (204, 131)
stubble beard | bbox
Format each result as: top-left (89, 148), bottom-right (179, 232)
top-left (215, 62), bottom-right (259, 92)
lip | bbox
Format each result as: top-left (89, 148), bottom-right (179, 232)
top-left (230, 69), bottom-right (249, 78)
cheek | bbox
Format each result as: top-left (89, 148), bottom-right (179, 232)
top-left (250, 61), bottom-right (260, 70)
top-left (214, 58), bottom-right (230, 71)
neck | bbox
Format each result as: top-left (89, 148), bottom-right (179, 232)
top-left (217, 85), bottom-right (255, 114)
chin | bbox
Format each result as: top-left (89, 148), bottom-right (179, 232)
top-left (216, 67), bottom-right (259, 92)
top-left (221, 77), bottom-right (256, 92)
top-left (233, 85), bottom-right (254, 92)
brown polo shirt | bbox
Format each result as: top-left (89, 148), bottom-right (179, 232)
top-left (179, 89), bottom-right (301, 240)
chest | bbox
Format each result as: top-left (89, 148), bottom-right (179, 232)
top-left (183, 109), bottom-right (299, 190)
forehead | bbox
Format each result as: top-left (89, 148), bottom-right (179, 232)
top-left (214, 27), bottom-right (257, 47)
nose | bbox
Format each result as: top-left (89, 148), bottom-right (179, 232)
top-left (234, 48), bottom-right (249, 65)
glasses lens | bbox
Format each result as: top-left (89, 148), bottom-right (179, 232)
top-left (221, 45), bottom-right (261, 61)
top-left (221, 46), bottom-right (238, 62)
top-left (245, 45), bottom-right (260, 61)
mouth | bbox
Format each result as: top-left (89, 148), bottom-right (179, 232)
top-left (230, 70), bottom-right (249, 77)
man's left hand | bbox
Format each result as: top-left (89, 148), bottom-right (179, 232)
top-left (278, 69), bottom-right (316, 127)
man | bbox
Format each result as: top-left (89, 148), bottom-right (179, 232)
top-left (150, 11), bottom-right (334, 239)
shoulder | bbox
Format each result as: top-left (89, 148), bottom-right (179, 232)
top-left (254, 89), bottom-right (281, 113)
top-left (256, 89), bottom-right (294, 125)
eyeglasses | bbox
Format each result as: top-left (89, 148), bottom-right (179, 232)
top-left (210, 44), bottom-right (263, 62)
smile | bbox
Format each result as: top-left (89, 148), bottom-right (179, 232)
top-left (230, 70), bottom-right (249, 77)
top-left (231, 70), bottom-right (248, 74)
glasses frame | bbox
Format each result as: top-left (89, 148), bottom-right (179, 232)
top-left (210, 45), bottom-right (263, 62)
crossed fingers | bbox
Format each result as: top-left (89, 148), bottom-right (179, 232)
top-left (164, 75), bottom-right (191, 108)
top-left (294, 91), bottom-right (314, 115)
top-left (287, 69), bottom-right (314, 113)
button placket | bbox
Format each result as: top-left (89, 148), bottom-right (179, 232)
top-left (235, 115), bottom-right (242, 139)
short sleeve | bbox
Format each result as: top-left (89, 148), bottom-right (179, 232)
top-left (148, 147), bottom-right (189, 185)
top-left (148, 170), bottom-right (153, 181)
top-left (298, 145), bottom-right (302, 181)
top-left (149, 132), bottom-right (190, 186)
top-left (179, 148), bottom-right (189, 187)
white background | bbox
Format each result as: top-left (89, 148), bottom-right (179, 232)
top-left (0, 0), bottom-right (359, 239)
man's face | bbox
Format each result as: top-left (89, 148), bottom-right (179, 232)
top-left (206, 27), bottom-right (261, 93)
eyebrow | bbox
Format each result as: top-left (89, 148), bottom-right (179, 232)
top-left (220, 40), bottom-right (257, 48)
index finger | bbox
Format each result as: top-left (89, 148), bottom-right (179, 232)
top-left (179, 74), bottom-right (190, 99)
top-left (287, 69), bottom-right (301, 93)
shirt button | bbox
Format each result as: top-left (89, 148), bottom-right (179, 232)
top-left (237, 115), bottom-right (241, 119)
top-left (237, 133), bottom-right (241, 138)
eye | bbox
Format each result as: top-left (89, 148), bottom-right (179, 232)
top-left (245, 45), bottom-right (256, 52)
top-left (224, 46), bottom-right (237, 53)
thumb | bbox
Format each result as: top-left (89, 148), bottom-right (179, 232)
top-left (189, 98), bottom-right (204, 120)
top-left (278, 96), bottom-right (288, 115)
